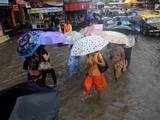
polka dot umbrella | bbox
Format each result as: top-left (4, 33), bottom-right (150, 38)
top-left (17, 31), bottom-right (44, 58)
top-left (71, 36), bottom-right (109, 56)
top-left (63, 31), bottom-right (84, 45)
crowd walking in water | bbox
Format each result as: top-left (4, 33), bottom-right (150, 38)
top-left (0, 12), bottom-right (137, 119)
top-left (19, 20), bottom-right (132, 101)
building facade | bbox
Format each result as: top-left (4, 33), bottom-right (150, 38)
top-left (64, 0), bottom-right (94, 29)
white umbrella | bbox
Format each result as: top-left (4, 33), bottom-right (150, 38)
top-left (95, 31), bottom-right (130, 45)
top-left (64, 31), bottom-right (84, 44)
top-left (71, 36), bottom-right (109, 56)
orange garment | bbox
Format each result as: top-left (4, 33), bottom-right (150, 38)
top-left (64, 23), bottom-right (72, 33)
top-left (84, 74), bottom-right (108, 95)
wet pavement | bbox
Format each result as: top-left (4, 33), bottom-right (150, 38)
top-left (0, 35), bottom-right (160, 120)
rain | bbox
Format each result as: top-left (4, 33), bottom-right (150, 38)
top-left (0, 0), bottom-right (160, 120)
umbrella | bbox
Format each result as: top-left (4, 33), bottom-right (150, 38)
top-left (37, 32), bottom-right (65, 45)
top-left (102, 31), bottom-right (135, 47)
top-left (108, 25), bottom-right (139, 35)
top-left (97, 31), bottom-right (129, 45)
top-left (17, 31), bottom-right (43, 58)
top-left (64, 31), bottom-right (84, 45)
top-left (81, 24), bottom-right (103, 36)
top-left (9, 90), bottom-right (59, 120)
top-left (71, 36), bottom-right (109, 56)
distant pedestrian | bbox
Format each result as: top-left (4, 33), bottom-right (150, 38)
top-left (124, 46), bottom-right (132, 66)
top-left (64, 20), bottom-right (72, 33)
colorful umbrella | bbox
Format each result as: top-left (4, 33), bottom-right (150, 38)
top-left (71, 36), bottom-right (109, 56)
top-left (17, 31), bottom-right (43, 58)
top-left (81, 24), bottom-right (103, 36)
top-left (64, 31), bottom-right (84, 45)
top-left (37, 32), bottom-right (65, 45)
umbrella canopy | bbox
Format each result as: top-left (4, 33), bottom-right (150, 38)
top-left (81, 24), bottom-right (103, 36)
top-left (71, 36), bottom-right (109, 56)
top-left (64, 31), bottom-right (84, 44)
top-left (107, 26), bottom-right (139, 35)
top-left (17, 31), bottom-right (43, 58)
top-left (98, 31), bottom-right (135, 47)
top-left (37, 32), bottom-right (65, 45)
top-left (9, 90), bottom-right (59, 120)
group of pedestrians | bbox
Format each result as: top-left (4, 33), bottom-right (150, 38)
top-left (81, 43), bottom-right (129, 101)
top-left (23, 46), bottom-right (57, 89)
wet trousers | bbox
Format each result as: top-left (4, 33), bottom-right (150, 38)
top-left (84, 74), bottom-right (108, 95)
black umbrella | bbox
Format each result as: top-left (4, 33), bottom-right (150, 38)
top-left (9, 89), bottom-right (59, 120)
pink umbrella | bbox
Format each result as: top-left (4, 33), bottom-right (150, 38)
top-left (81, 24), bottom-right (103, 36)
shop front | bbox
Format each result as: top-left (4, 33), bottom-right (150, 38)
top-left (0, 1), bottom-right (11, 43)
top-left (28, 7), bottom-right (64, 30)
top-left (64, 0), bottom-right (94, 29)
top-left (27, 0), bottom-right (65, 31)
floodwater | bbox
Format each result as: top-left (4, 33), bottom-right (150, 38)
top-left (0, 35), bottom-right (160, 120)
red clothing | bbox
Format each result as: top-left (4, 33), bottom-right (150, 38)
top-left (64, 23), bottom-right (72, 33)
top-left (84, 74), bottom-right (108, 95)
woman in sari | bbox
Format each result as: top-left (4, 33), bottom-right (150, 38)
top-left (82, 52), bottom-right (108, 101)
top-left (110, 44), bottom-right (127, 81)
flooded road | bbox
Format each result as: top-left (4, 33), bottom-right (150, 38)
top-left (0, 35), bottom-right (160, 120)
top-left (59, 35), bottom-right (160, 120)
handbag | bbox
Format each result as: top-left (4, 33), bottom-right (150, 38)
top-left (39, 62), bottom-right (51, 70)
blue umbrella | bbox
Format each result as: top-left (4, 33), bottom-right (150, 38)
top-left (17, 31), bottom-right (44, 58)
top-left (37, 32), bottom-right (65, 45)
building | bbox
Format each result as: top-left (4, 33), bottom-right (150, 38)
top-left (0, 0), bottom-right (13, 43)
top-left (64, 0), bottom-right (94, 29)
top-left (26, 0), bottom-right (65, 30)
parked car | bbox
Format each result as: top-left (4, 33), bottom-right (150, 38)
top-left (141, 17), bottom-right (160, 36)
top-left (104, 16), bottom-right (132, 30)
top-left (139, 10), bottom-right (160, 36)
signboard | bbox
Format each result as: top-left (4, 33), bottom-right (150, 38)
top-left (64, 2), bottom-right (93, 11)
top-left (0, 0), bottom-right (8, 4)
top-left (29, 7), bottom-right (63, 14)
top-left (42, 0), bottom-right (63, 6)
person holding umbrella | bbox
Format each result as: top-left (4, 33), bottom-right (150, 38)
top-left (82, 52), bottom-right (108, 101)
top-left (70, 35), bottom-right (109, 101)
